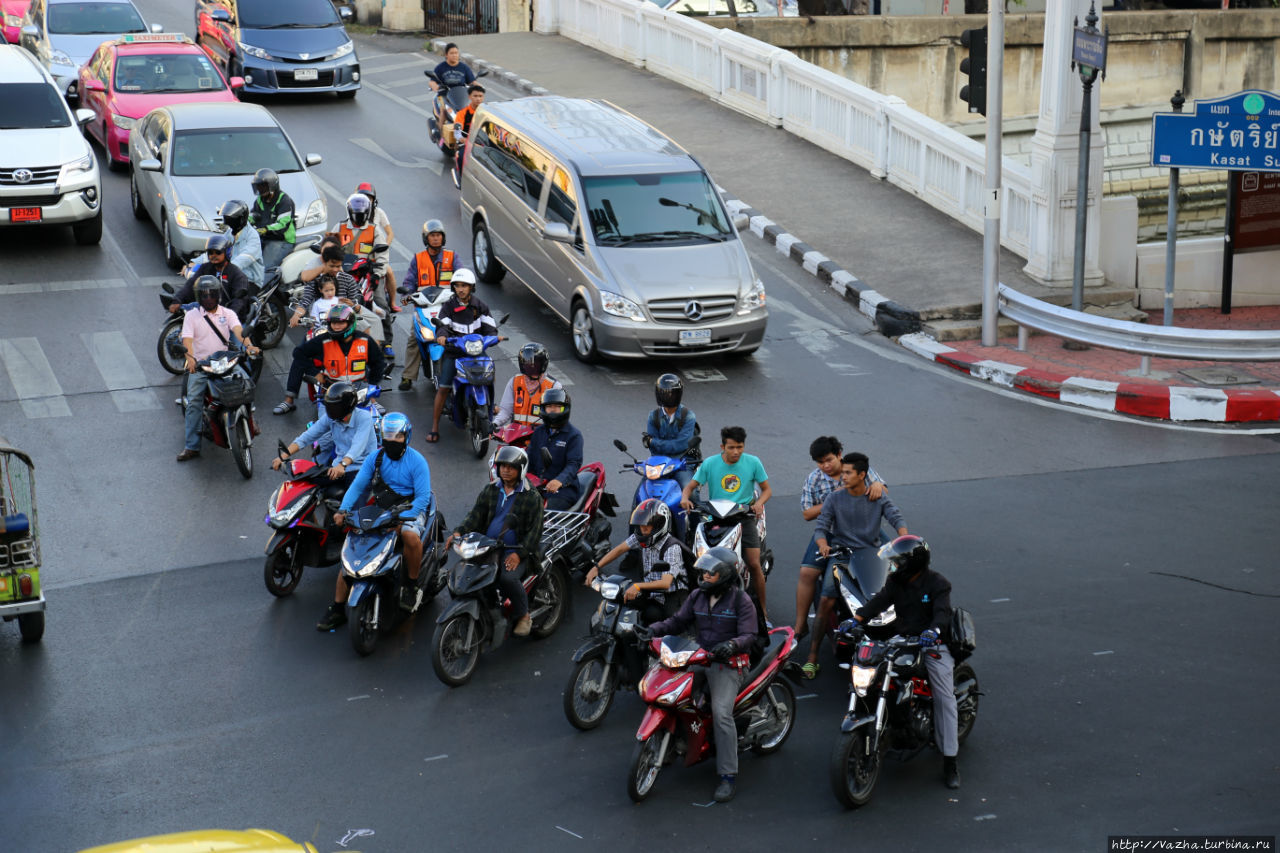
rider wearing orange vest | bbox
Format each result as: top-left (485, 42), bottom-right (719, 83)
top-left (398, 219), bottom-right (457, 391)
top-left (494, 342), bottom-right (562, 429)
top-left (274, 305), bottom-right (385, 415)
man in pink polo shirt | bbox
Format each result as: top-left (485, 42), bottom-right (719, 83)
top-left (178, 276), bottom-right (259, 462)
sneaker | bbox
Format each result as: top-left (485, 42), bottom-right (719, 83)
top-left (316, 602), bottom-right (347, 631)
top-left (399, 584), bottom-right (421, 612)
top-left (713, 775), bottom-right (736, 803)
top-left (512, 614), bottom-right (533, 636)
top-left (398, 378), bottom-right (412, 392)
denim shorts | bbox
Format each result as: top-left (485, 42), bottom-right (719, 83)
top-left (437, 355), bottom-right (458, 387)
top-left (800, 531), bottom-right (831, 574)
top-left (399, 510), bottom-right (429, 539)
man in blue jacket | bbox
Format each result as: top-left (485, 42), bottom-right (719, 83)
top-left (643, 373), bottom-right (700, 489)
top-left (270, 382), bottom-right (377, 495)
top-left (526, 388), bottom-right (583, 510)
top-left (318, 412), bottom-right (433, 629)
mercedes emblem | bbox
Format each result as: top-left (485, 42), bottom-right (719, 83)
top-left (13, 169), bottom-right (33, 185)
top-left (683, 300), bottom-right (703, 321)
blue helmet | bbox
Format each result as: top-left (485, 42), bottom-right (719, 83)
top-left (381, 412), bottom-right (412, 446)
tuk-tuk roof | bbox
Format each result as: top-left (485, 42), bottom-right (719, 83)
top-left (0, 434), bottom-right (33, 470)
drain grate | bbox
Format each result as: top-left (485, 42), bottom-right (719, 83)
top-left (1179, 367), bottom-right (1261, 386)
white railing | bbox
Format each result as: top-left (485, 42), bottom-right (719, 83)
top-left (538, 0), bottom-right (1043, 259)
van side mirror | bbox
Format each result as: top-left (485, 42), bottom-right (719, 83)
top-left (305, 153), bottom-right (322, 166)
top-left (211, 8), bottom-right (232, 22)
top-left (139, 158), bottom-right (162, 172)
top-left (543, 222), bottom-right (573, 244)
top-left (74, 108), bottom-right (95, 127)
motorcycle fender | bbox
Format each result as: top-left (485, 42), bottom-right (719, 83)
top-left (346, 579), bottom-right (375, 609)
top-left (265, 529), bottom-right (294, 556)
top-left (570, 634), bottom-right (615, 664)
top-left (469, 385), bottom-right (489, 409)
top-left (780, 660), bottom-right (806, 686)
top-left (636, 707), bottom-right (674, 741)
top-left (436, 596), bottom-right (481, 626)
top-left (840, 713), bottom-right (877, 734)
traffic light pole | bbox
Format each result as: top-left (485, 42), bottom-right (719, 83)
top-left (981, 4), bottom-right (1004, 347)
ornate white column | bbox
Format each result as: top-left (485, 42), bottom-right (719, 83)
top-left (1024, 0), bottom-right (1105, 287)
top-left (382, 0), bottom-right (425, 31)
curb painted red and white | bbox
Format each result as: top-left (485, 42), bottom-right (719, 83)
top-left (900, 333), bottom-right (1280, 424)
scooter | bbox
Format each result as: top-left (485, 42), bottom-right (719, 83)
top-left (689, 498), bottom-right (775, 584)
top-left (626, 628), bottom-right (800, 802)
top-left (403, 285), bottom-right (452, 391)
top-left (339, 499), bottom-right (448, 657)
top-left (439, 322), bottom-right (507, 459)
top-left (613, 437), bottom-right (699, 544)
top-left (563, 571), bottom-right (655, 731)
top-left (263, 440), bottom-right (348, 597)
top-left (189, 349), bottom-right (259, 479)
top-left (423, 68), bottom-right (488, 159)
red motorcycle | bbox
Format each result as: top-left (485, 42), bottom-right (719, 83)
top-left (627, 628), bottom-right (800, 802)
top-left (263, 441), bottom-right (347, 596)
top-left (526, 457), bottom-right (617, 576)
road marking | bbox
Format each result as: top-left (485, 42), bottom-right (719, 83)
top-left (605, 373), bottom-right (646, 386)
top-left (826, 362), bottom-right (871, 377)
top-left (990, 597), bottom-right (1010, 603)
top-left (555, 826), bottom-right (583, 840)
top-left (423, 753), bottom-right (448, 762)
top-left (1092, 650), bottom-right (1114, 656)
top-left (346, 694), bottom-right (371, 701)
top-left (361, 78), bottom-right (437, 121)
top-left (408, 93), bottom-right (436, 104)
top-left (0, 338), bottom-right (71, 418)
top-left (692, 801), bottom-right (717, 808)
top-left (377, 76), bottom-right (427, 90)
top-left (974, 814), bottom-right (997, 821)
top-left (350, 137), bottom-right (442, 175)
top-left (82, 331), bottom-right (160, 412)
top-left (358, 58), bottom-right (427, 74)
top-left (796, 693), bottom-right (819, 700)
top-left (681, 367), bottom-right (725, 382)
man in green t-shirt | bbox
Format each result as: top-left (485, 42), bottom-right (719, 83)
top-left (681, 425), bottom-right (773, 621)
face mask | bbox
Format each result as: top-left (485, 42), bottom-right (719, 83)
top-left (383, 440), bottom-right (407, 461)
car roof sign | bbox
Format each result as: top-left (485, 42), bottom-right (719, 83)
top-left (116, 33), bottom-right (193, 46)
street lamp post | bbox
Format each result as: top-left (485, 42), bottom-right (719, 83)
top-left (1070, 2), bottom-right (1105, 317)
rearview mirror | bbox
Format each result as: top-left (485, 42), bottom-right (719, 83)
top-left (83, 79), bottom-right (106, 93)
top-left (139, 158), bottom-right (161, 172)
top-left (210, 8), bottom-right (232, 22)
top-left (150, 23), bottom-right (164, 33)
top-left (542, 222), bottom-right (573, 244)
top-left (74, 108), bottom-right (95, 127)
top-left (339, 6), bottom-right (354, 20)
top-left (305, 153), bottom-right (322, 166)
top-left (613, 439), bottom-right (627, 453)
top-left (229, 76), bottom-right (245, 90)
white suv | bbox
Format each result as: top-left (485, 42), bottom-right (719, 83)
top-left (0, 43), bottom-right (102, 244)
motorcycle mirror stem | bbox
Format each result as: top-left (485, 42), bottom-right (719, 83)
top-left (540, 447), bottom-right (554, 469)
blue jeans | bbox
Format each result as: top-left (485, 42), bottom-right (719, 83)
top-left (183, 371), bottom-right (211, 451)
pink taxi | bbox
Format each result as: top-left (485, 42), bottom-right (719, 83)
top-left (77, 32), bottom-right (242, 167)
top-left (1, 0), bottom-right (30, 45)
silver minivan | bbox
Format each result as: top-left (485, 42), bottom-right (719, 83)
top-left (460, 97), bottom-right (767, 362)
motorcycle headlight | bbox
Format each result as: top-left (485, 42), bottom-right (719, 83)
top-left (659, 647), bottom-right (695, 669)
top-left (454, 539), bottom-right (488, 560)
top-left (851, 665), bottom-right (877, 696)
top-left (174, 204), bottom-right (211, 231)
top-left (301, 198), bottom-right (327, 228)
top-left (331, 40), bottom-right (354, 59)
top-left (598, 581), bottom-right (621, 602)
top-left (599, 290), bottom-right (645, 322)
top-left (238, 41), bottom-right (274, 61)
top-left (50, 49), bottom-right (75, 67)
top-left (58, 155), bottom-right (93, 183)
top-left (110, 114), bottom-right (136, 130)
top-left (268, 495), bottom-right (308, 528)
top-left (464, 339), bottom-right (483, 356)
top-left (868, 605), bottom-right (896, 627)
top-left (644, 464), bottom-right (666, 480)
top-left (737, 277), bottom-right (766, 314)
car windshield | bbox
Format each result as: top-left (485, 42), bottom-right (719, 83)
top-left (238, 0), bottom-right (340, 28)
top-left (171, 127), bottom-right (301, 177)
top-left (0, 83), bottom-right (71, 129)
top-left (48, 2), bottom-right (146, 35)
top-left (582, 172), bottom-right (733, 245)
top-left (114, 53), bottom-right (225, 94)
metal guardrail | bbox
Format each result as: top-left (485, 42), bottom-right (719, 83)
top-left (998, 284), bottom-right (1280, 362)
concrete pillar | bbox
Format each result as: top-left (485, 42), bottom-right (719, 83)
top-left (383, 0), bottom-right (425, 31)
top-left (499, 0), bottom-right (532, 32)
top-left (353, 0), bottom-right (382, 25)
top-left (1023, 0), bottom-right (1105, 288)
top-left (532, 0), bottom-right (558, 34)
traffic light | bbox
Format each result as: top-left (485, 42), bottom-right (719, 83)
top-left (959, 26), bottom-right (988, 117)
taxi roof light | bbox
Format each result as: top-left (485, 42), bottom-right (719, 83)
top-left (116, 33), bottom-right (193, 46)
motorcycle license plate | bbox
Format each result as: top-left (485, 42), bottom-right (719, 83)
top-left (678, 328), bottom-right (711, 346)
top-left (294, 68), bottom-right (319, 81)
top-left (9, 207), bottom-right (41, 223)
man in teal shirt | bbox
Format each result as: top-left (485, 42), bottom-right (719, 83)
top-left (681, 425), bottom-right (773, 621)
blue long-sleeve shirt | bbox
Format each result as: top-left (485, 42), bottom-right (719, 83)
top-left (292, 407), bottom-right (377, 469)
top-left (341, 446), bottom-right (433, 520)
top-left (528, 423), bottom-right (583, 500)
top-left (646, 405), bottom-right (697, 457)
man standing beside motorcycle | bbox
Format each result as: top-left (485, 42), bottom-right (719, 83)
top-left (273, 305), bottom-right (384, 417)
top-left (271, 382), bottom-right (378, 494)
top-left (176, 277), bottom-right (260, 462)
top-left (251, 168), bottom-right (295, 270)
top-left (321, 413), bottom-right (433, 630)
top-left (644, 373), bottom-right (700, 491)
top-left (804, 452), bottom-right (906, 679)
top-left (526, 389), bottom-right (583, 511)
top-left (848, 534), bottom-right (960, 790)
top-left (492, 342), bottom-right (560, 429)
top-left (584, 499), bottom-right (687, 624)
top-left (680, 426), bottom-right (772, 623)
top-left (397, 219), bottom-right (455, 392)
top-left (427, 269), bottom-right (497, 443)
top-left (642, 547), bottom-right (757, 803)
top-left (446, 446), bottom-right (544, 637)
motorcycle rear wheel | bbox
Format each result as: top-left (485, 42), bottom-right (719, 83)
top-left (750, 679), bottom-right (796, 755)
top-left (530, 565), bottom-right (568, 639)
top-left (157, 318), bottom-right (186, 375)
top-left (348, 593), bottom-right (379, 657)
top-left (563, 656), bottom-right (618, 731)
top-left (626, 731), bottom-right (667, 803)
top-left (257, 299), bottom-right (287, 350)
top-left (955, 662), bottom-right (980, 744)
top-left (232, 414), bottom-right (253, 480)
top-left (830, 728), bottom-right (881, 809)
top-left (431, 613), bottom-right (480, 686)
top-left (263, 544), bottom-right (303, 597)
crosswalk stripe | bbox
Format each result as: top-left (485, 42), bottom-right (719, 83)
top-left (378, 76), bottom-right (427, 90)
top-left (0, 276), bottom-right (166, 296)
top-left (47, 278), bottom-right (127, 292)
top-left (359, 58), bottom-right (428, 74)
top-left (0, 338), bottom-right (71, 418)
top-left (82, 331), bottom-right (160, 412)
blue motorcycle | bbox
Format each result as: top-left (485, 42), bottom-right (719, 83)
top-left (612, 437), bottom-right (700, 544)
top-left (404, 285), bottom-right (451, 390)
top-left (441, 322), bottom-right (506, 459)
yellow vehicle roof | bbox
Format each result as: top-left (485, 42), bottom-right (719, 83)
top-left (77, 829), bottom-right (317, 853)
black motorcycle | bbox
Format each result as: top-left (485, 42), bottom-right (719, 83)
top-left (829, 624), bottom-right (980, 809)
top-left (423, 68), bottom-right (488, 159)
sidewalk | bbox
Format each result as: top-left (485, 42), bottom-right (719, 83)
top-left (427, 32), bottom-right (1280, 425)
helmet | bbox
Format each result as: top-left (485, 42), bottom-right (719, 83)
top-left (422, 219), bottom-right (446, 247)
top-left (250, 168), bottom-right (279, 197)
top-left (356, 181), bottom-right (377, 212)
top-left (539, 388), bottom-right (570, 429)
top-left (879, 534), bottom-right (930, 577)
top-left (346, 193), bottom-right (372, 228)
top-left (630, 499), bottom-right (672, 547)
top-left (327, 303), bottom-right (357, 339)
top-left (194, 275), bottom-right (221, 307)
top-left (655, 373), bottom-right (683, 408)
top-left (695, 547), bottom-right (740, 597)
top-left (205, 231), bottom-right (234, 256)
top-left (450, 268), bottom-right (476, 289)
top-left (491, 445), bottom-right (529, 482)
top-left (518, 342), bottom-right (548, 379)
top-left (381, 412), bottom-right (412, 460)
top-left (323, 381), bottom-right (358, 422)
top-left (219, 199), bottom-right (249, 235)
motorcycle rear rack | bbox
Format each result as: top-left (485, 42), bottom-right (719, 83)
top-left (540, 510), bottom-right (590, 559)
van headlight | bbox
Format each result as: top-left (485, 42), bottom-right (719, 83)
top-left (51, 49), bottom-right (75, 67)
top-left (239, 42), bottom-right (274, 61)
top-left (737, 278), bottom-right (766, 314)
top-left (599, 290), bottom-right (644, 322)
top-left (58, 155), bottom-right (93, 183)
top-left (301, 198), bottom-right (327, 227)
top-left (174, 204), bottom-right (211, 231)
top-left (331, 40), bottom-right (354, 59)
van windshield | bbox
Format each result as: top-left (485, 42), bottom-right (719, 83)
top-left (0, 83), bottom-right (71, 129)
top-left (582, 172), bottom-right (732, 246)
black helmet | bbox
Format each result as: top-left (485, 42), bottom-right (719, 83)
top-left (219, 199), bottom-right (249, 235)
top-left (518, 342), bottom-right (548, 379)
top-left (491, 445), bottom-right (529, 481)
top-left (879, 535), bottom-right (930, 577)
top-left (356, 181), bottom-right (377, 212)
top-left (194, 275), bottom-right (221, 307)
top-left (630, 499), bottom-right (672, 547)
top-left (539, 388), bottom-right (570, 429)
top-left (346, 193), bottom-right (372, 228)
top-left (323, 381), bottom-right (358, 422)
top-left (655, 373), bottom-right (683, 408)
top-left (251, 168), bottom-right (279, 197)
top-left (695, 547), bottom-right (740, 596)
top-left (422, 219), bottom-right (446, 247)
top-left (205, 231), bottom-right (234, 256)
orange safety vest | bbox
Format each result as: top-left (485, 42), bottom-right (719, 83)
top-left (512, 376), bottom-right (557, 425)
top-left (321, 336), bottom-right (370, 383)
top-left (338, 223), bottom-right (377, 258)
top-left (415, 248), bottom-right (456, 289)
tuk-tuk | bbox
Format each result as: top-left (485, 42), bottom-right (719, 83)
top-left (0, 435), bottom-right (43, 642)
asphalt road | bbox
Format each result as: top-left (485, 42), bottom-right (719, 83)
top-left (1, 5), bottom-right (1278, 851)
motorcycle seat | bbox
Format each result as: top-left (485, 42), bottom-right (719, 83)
top-left (738, 629), bottom-right (787, 693)
top-left (563, 470), bottom-right (598, 513)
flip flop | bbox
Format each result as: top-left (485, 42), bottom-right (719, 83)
top-left (424, 431), bottom-right (440, 443)
top-left (801, 662), bottom-right (820, 680)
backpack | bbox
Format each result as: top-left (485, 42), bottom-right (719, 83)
top-left (948, 606), bottom-right (977, 662)
top-left (650, 406), bottom-right (701, 461)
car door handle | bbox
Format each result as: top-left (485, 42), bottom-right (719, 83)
top-left (525, 218), bottom-right (539, 232)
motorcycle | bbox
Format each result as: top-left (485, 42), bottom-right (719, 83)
top-left (525, 448), bottom-right (617, 575)
top-left (822, 545), bottom-right (897, 641)
top-left (338, 499), bottom-right (448, 657)
top-left (188, 349), bottom-right (259, 479)
top-left (627, 628), bottom-right (800, 802)
top-left (423, 68), bottom-right (488, 159)
top-left (263, 440), bottom-right (348, 597)
top-left (157, 279), bottom-right (281, 376)
top-left (613, 437), bottom-right (699, 543)
top-left (829, 625), bottom-right (980, 809)
top-left (563, 571), bottom-right (655, 731)
top-left (403, 285), bottom-right (453, 391)
top-left (689, 498), bottom-right (775, 585)
top-left (439, 322), bottom-right (507, 459)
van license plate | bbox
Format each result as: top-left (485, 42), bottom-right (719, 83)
top-left (294, 68), bottom-right (319, 81)
top-left (678, 328), bottom-right (712, 346)
top-left (10, 207), bottom-right (41, 223)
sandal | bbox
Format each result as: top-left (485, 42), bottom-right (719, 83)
top-left (272, 400), bottom-right (296, 415)
top-left (801, 662), bottom-right (820, 680)
top-left (424, 431), bottom-right (440, 443)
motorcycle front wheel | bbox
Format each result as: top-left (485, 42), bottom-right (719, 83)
top-left (232, 413), bottom-right (253, 480)
top-left (563, 655), bottom-right (618, 731)
top-left (431, 612), bottom-right (481, 686)
top-left (830, 727), bottom-right (882, 809)
top-left (626, 731), bottom-right (668, 803)
top-left (530, 564), bottom-right (568, 639)
top-left (263, 542), bottom-right (303, 597)
top-left (157, 318), bottom-right (186, 375)
top-left (348, 592), bottom-right (379, 657)
top-left (469, 405), bottom-right (490, 459)
top-left (750, 679), bottom-right (796, 755)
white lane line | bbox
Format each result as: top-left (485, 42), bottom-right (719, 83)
top-left (423, 753), bottom-right (448, 762)
top-left (350, 136), bottom-right (442, 174)
top-left (361, 78), bottom-right (436, 121)
top-left (990, 597), bottom-right (1010, 603)
top-left (359, 58), bottom-right (428, 75)
top-left (346, 694), bottom-right (371, 701)
top-left (555, 826), bottom-right (583, 839)
top-left (82, 331), bottom-right (160, 412)
top-left (0, 338), bottom-right (71, 418)
top-left (377, 76), bottom-right (428, 90)
top-left (1092, 650), bottom-right (1114, 656)
top-left (407, 93), bottom-right (436, 104)
top-left (309, 172), bottom-right (417, 263)
top-left (606, 374), bottom-right (646, 386)
top-left (47, 278), bottom-right (128, 292)
top-left (681, 367), bottom-right (726, 382)
top-left (796, 693), bottom-right (819, 700)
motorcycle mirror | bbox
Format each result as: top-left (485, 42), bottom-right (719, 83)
top-left (497, 313), bottom-right (510, 325)
top-left (372, 243), bottom-right (390, 253)
top-left (613, 439), bottom-right (628, 453)
top-left (477, 69), bottom-right (490, 78)
top-left (161, 282), bottom-right (176, 294)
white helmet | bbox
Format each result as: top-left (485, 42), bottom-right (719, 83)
top-left (451, 268), bottom-right (476, 288)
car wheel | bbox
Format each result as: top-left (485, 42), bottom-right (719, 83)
top-left (471, 220), bottom-right (505, 284)
top-left (130, 170), bottom-right (146, 220)
top-left (72, 209), bottom-right (102, 246)
top-left (103, 124), bottom-right (124, 172)
top-left (162, 214), bottom-right (182, 270)
top-left (571, 299), bottom-right (600, 364)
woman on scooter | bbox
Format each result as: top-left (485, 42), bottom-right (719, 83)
top-left (584, 500), bottom-right (688, 624)
top-left (428, 43), bottom-right (476, 95)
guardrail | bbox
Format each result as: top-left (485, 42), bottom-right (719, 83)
top-left (998, 284), bottom-right (1280, 365)
top-left (539, 0), bottom-right (1040, 259)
